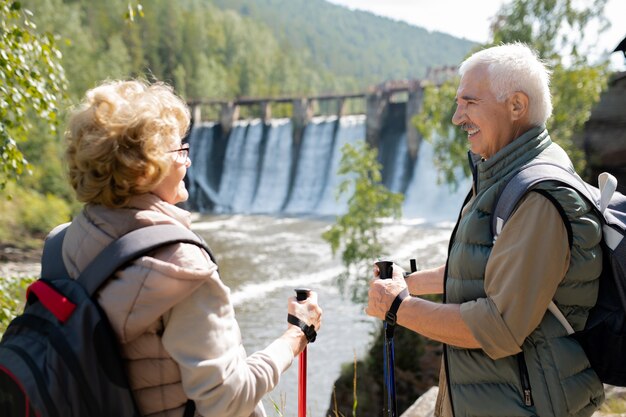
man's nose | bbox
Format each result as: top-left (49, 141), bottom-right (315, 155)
top-left (451, 104), bottom-right (464, 126)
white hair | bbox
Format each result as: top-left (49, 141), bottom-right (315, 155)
top-left (459, 43), bottom-right (552, 126)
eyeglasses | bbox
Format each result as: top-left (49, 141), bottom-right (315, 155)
top-left (168, 144), bottom-right (190, 163)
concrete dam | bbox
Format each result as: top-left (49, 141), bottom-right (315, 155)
top-left (185, 76), bottom-right (470, 222)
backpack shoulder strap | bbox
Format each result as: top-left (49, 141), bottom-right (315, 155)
top-left (42, 223), bottom-right (214, 297)
top-left (491, 162), bottom-right (598, 239)
top-left (491, 162), bottom-right (614, 336)
top-left (41, 223), bottom-right (72, 280)
top-left (77, 224), bottom-right (214, 296)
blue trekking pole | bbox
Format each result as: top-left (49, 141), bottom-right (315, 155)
top-left (376, 259), bottom-right (416, 417)
top-left (376, 260), bottom-right (397, 417)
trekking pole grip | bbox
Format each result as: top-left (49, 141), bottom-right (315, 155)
top-left (376, 261), bottom-right (393, 280)
top-left (295, 288), bottom-right (311, 301)
top-left (289, 288), bottom-right (316, 343)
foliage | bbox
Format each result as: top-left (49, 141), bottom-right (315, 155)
top-left (322, 142), bottom-right (403, 303)
top-left (0, 0), bottom-right (66, 187)
top-left (413, 0), bottom-right (610, 185)
top-left (413, 78), bottom-right (468, 186)
top-left (490, 0), bottom-right (609, 62)
top-left (548, 63), bottom-right (608, 173)
top-left (124, 1), bottom-right (144, 22)
top-left (0, 181), bottom-right (71, 244)
top-left (0, 275), bottom-right (35, 337)
top-left (329, 323), bottom-right (441, 417)
top-left (212, 0), bottom-right (475, 83)
top-left (22, 0), bottom-right (353, 103)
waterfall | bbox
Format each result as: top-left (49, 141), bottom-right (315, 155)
top-left (228, 121), bottom-right (265, 214)
top-left (379, 131), bottom-right (413, 194)
top-left (314, 115), bottom-right (365, 216)
top-left (403, 138), bottom-right (471, 222)
top-left (186, 115), bottom-right (471, 222)
top-left (282, 117), bottom-right (337, 214)
top-left (214, 121), bottom-right (253, 213)
top-left (187, 122), bottom-right (222, 212)
top-left (250, 118), bottom-right (294, 214)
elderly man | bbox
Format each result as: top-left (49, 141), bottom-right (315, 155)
top-left (366, 43), bottom-right (604, 417)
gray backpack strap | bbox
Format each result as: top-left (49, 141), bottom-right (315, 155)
top-left (77, 224), bottom-right (214, 296)
top-left (42, 224), bottom-right (214, 297)
top-left (41, 223), bottom-right (71, 280)
top-left (491, 162), bottom-right (597, 239)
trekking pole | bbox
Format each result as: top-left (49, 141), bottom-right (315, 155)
top-left (376, 259), bottom-right (416, 417)
top-left (294, 288), bottom-right (312, 417)
top-left (376, 260), bottom-right (397, 417)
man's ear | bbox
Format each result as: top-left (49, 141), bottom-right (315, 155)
top-left (509, 91), bottom-right (529, 121)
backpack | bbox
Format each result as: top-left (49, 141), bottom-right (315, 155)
top-left (491, 161), bottom-right (626, 386)
top-left (0, 223), bottom-right (213, 417)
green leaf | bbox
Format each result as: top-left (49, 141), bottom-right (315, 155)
top-left (322, 141), bottom-right (403, 303)
top-left (413, 0), bottom-right (610, 187)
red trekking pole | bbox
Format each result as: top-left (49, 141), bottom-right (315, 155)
top-left (290, 288), bottom-right (316, 417)
top-left (298, 337), bottom-right (307, 417)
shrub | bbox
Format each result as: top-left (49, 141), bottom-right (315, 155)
top-left (0, 275), bottom-right (35, 337)
top-left (0, 181), bottom-right (71, 245)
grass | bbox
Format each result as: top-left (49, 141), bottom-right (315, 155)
top-left (328, 352), bottom-right (359, 417)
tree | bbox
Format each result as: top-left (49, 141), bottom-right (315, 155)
top-left (322, 141), bottom-right (404, 303)
top-left (414, 0), bottom-right (610, 186)
top-left (0, 0), bottom-right (66, 188)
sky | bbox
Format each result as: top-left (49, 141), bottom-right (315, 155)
top-left (326, 0), bottom-right (626, 70)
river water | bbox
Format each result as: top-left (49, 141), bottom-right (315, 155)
top-left (0, 213), bottom-right (454, 417)
top-left (191, 214), bottom-right (454, 417)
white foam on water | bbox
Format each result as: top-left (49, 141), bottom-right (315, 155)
top-left (230, 265), bottom-right (345, 306)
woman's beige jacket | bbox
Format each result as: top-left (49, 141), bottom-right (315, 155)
top-left (58, 193), bottom-right (294, 417)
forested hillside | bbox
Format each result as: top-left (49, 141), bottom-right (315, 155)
top-left (212, 0), bottom-right (476, 83)
top-left (22, 0), bottom-right (342, 102)
top-left (24, 0), bottom-right (475, 102)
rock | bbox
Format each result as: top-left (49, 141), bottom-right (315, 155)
top-left (400, 386), bottom-right (438, 417)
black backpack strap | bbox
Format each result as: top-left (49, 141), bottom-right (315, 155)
top-left (76, 224), bottom-right (214, 296)
top-left (491, 162), bottom-right (598, 241)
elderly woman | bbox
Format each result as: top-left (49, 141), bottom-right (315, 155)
top-left (62, 79), bottom-right (322, 417)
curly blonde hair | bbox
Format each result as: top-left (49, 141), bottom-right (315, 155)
top-left (66, 80), bottom-right (190, 208)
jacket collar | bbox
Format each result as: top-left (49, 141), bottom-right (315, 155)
top-left (124, 193), bottom-right (193, 228)
top-left (469, 126), bottom-right (552, 193)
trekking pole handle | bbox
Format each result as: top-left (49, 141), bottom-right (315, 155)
top-left (295, 288), bottom-right (311, 301)
top-left (290, 289), bottom-right (316, 343)
top-left (376, 261), bottom-right (394, 280)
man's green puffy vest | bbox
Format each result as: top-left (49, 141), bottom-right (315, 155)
top-left (445, 126), bottom-right (605, 417)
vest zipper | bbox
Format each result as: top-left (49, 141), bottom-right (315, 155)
top-left (517, 352), bottom-right (534, 407)
top-left (442, 193), bottom-right (471, 417)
